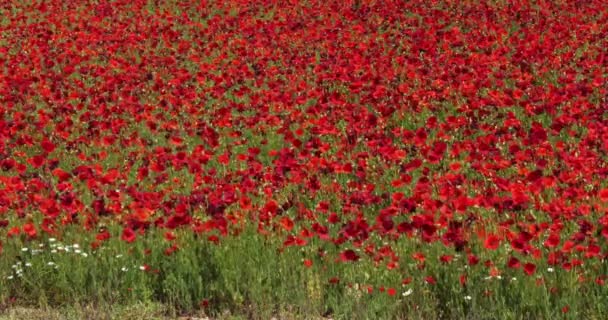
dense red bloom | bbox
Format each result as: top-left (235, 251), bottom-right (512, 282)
top-left (96, 230), bottom-right (111, 242)
top-left (524, 263), bottom-right (536, 276)
top-left (544, 233), bottom-right (560, 248)
top-left (340, 249), bottom-right (360, 262)
top-left (507, 257), bottom-right (521, 269)
top-left (484, 234), bottom-right (501, 250)
top-left (165, 244), bottom-right (179, 256)
top-left (23, 223), bottom-right (37, 238)
top-left (412, 252), bottom-right (426, 263)
top-left (41, 139), bottom-right (55, 153)
top-left (0, 0), bottom-right (607, 305)
top-left (279, 217), bottom-right (294, 232)
top-left (7, 227), bottom-right (20, 238)
top-left (28, 155), bottom-right (45, 168)
top-left (284, 235), bottom-right (307, 247)
top-left (440, 255), bottom-right (453, 264)
top-left (121, 227), bottom-right (137, 243)
top-left (468, 255), bottom-right (480, 266)
top-left (164, 231), bottom-right (176, 241)
top-left (459, 274), bottom-right (467, 287)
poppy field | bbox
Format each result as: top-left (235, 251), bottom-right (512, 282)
top-left (0, 0), bottom-right (607, 319)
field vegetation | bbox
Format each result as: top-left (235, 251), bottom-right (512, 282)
top-left (0, 0), bottom-right (607, 319)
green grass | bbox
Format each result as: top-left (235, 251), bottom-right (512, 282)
top-left (1, 222), bottom-right (607, 319)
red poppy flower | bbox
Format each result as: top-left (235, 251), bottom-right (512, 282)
top-left (459, 274), bottom-right (467, 286)
top-left (507, 256), bottom-right (521, 269)
top-left (23, 222), bottom-right (37, 238)
top-left (484, 234), bottom-right (501, 250)
top-left (303, 259), bottom-right (313, 268)
top-left (41, 139), bottom-right (55, 153)
top-left (340, 249), bottom-right (360, 262)
top-left (523, 263), bottom-right (536, 276)
top-left (544, 233), bottom-right (560, 248)
top-left (7, 226), bottom-right (20, 238)
top-left (121, 227), bottom-right (137, 243)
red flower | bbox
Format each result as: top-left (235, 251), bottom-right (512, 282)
top-left (507, 256), bottom-right (521, 269)
top-left (523, 263), bottom-right (536, 276)
top-left (484, 234), bottom-right (500, 250)
top-left (23, 222), bottom-right (37, 238)
top-left (544, 233), bottom-right (560, 248)
top-left (412, 252), bottom-right (426, 263)
top-left (165, 244), bottom-right (179, 256)
top-left (340, 249), bottom-right (360, 262)
top-left (303, 259), bottom-right (313, 268)
top-left (279, 217), bottom-right (294, 231)
top-left (164, 231), bottom-right (176, 241)
top-left (96, 230), bottom-right (111, 241)
top-left (41, 139), bottom-right (55, 153)
top-left (121, 227), bottom-right (137, 243)
top-left (7, 226), bottom-right (20, 238)
top-left (459, 274), bottom-right (467, 286)
top-left (440, 254), bottom-right (453, 264)
top-left (28, 155), bottom-right (46, 168)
